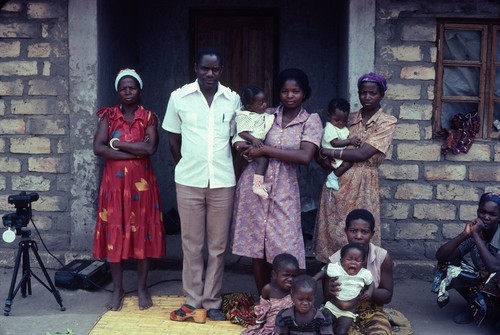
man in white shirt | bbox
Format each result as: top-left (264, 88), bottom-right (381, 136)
top-left (162, 47), bottom-right (241, 321)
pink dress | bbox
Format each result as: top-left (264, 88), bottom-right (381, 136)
top-left (242, 295), bottom-right (294, 335)
top-left (231, 106), bottom-right (322, 269)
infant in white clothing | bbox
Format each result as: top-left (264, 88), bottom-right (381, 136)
top-left (316, 243), bottom-right (374, 335)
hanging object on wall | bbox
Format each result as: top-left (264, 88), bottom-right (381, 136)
top-left (436, 111), bottom-right (480, 154)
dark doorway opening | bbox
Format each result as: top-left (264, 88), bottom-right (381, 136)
top-left (190, 8), bottom-right (279, 104)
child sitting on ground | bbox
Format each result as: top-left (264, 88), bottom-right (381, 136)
top-left (275, 274), bottom-right (333, 334)
top-left (232, 85), bottom-right (275, 199)
top-left (242, 253), bottom-right (299, 335)
top-left (314, 243), bottom-right (374, 335)
top-left (320, 99), bottom-right (360, 190)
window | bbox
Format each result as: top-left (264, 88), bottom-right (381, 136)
top-left (435, 20), bottom-right (500, 139)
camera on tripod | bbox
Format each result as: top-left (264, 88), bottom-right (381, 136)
top-left (1, 191), bottom-right (65, 316)
top-left (2, 192), bottom-right (39, 233)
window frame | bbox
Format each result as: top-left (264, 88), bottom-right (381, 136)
top-left (434, 19), bottom-right (500, 139)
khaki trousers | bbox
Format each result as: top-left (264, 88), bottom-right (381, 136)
top-left (175, 183), bottom-right (235, 309)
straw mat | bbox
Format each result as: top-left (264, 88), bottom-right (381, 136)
top-left (88, 295), bottom-right (244, 335)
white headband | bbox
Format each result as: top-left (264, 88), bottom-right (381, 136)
top-left (115, 68), bottom-right (143, 91)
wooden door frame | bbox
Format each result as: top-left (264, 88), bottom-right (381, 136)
top-left (189, 7), bottom-right (280, 104)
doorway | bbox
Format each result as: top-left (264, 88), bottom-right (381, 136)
top-left (190, 9), bottom-right (279, 102)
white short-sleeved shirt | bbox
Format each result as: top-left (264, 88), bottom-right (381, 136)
top-left (162, 80), bottom-right (241, 188)
top-left (321, 122), bottom-right (350, 168)
top-left (326, 262), bottom-right (373, 301)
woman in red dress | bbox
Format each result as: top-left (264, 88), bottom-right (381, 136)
top-left (93, 69), bottom-right (165, 311)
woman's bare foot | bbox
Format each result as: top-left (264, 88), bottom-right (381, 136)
top-left (138, 287), bottom-right (153, 310)
top-left (106, 289), bottom-right (125, 311)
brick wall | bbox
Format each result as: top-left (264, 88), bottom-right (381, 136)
top-left (375, 0), bottom-right (500, 279)
top-left (0, 0), bottom-right (70, 267)
top-left (0, 0), bottom-right (499, 278)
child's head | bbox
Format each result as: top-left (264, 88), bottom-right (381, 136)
top-left (327, 98), bottom-right (350, 129)
top-left (241, 85), bottom-right (267, 114)
top-left (290, 274), bottom-right (316, 314)
top-left (271, 253), bottom-right (300, 291)
top-left (340, 243), bottom-right (367, 276)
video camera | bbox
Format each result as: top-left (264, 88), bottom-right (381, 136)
top-left (2, 191), bottom-right (39, 231)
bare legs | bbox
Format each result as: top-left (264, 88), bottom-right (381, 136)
top-left (107, 262), bottom-right (125, 311)
top-left (253, 258), bottom-right (271, 295)
top-left (106, 259), bottom-right (152, 311)
top-left (137, 259), bottom-right (152, 310)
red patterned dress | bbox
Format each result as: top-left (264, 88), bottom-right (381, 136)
top-left (231, 106), bottom-right (322, 269)
top-left (93, 105), bottom-right (165, 262)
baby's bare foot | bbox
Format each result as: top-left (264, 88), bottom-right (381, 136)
top-left (106, 289), bottom-right (125, 311)
top-left (138, 288), bottom-right (153, 310)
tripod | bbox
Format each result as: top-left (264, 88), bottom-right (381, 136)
top-left (4, 229), bottom-right (65, 316)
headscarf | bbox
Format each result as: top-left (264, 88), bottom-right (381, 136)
top-left (479, 192), bottom-right (500, 206)
top-left (357, 72), bottom-right (387, 92)
top-left (114, 68), bottom-right (143, 91)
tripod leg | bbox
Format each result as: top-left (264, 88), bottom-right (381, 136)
top-left (29, 241), bottom-right (65, 311)
top-left (4, 241), bottom-right (24, 316)
top-left (21, 241), bottom-right (32, 298)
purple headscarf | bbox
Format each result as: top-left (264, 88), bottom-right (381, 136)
top-left (357, 72), bottom-right (387, 92)
top-left (479, 192), bottom-right (500, 206)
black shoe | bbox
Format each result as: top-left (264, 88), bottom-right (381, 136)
top-left (453, 310), bottom-right (474, 324)
top-left (437, 295), bottom-right (449, 308)
top-left (207, 308), bottom-right (226, 321)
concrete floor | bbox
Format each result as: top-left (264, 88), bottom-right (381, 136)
top-left (0, 235), bottom-right (498, 335)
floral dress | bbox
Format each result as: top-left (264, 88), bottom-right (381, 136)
top-left (242, 295), bottom-right (294, 335)
top-left (231, 106), bottom-right (322, 269)
top-left (92, 105), bottom-right (165, 262)
top-left (313, 108), bottom-right (396, 263)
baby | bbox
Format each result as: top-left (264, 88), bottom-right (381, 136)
top-left (315, 243), bottom-right (374, 335)
top-left (321, 99), bottom-right (360, 190)
top-left (232, 85), bottom-right (274, 199)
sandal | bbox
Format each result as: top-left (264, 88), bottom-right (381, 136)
top-left (170, 304), bottom-right (207, 323)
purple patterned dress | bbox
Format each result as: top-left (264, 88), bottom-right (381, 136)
top-left (231, 105), bottom-right (322, 269)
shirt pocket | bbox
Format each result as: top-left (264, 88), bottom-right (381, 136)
top-left (217, 112), bottom-right (233, 138)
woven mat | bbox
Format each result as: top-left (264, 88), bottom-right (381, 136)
top-left (88, 295), bottom-right (244, 335)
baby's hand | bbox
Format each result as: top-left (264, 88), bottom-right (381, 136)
top-left (252, 139), bottom-right (264, 149)
top-left (350, 136), bottom-right (361, 147)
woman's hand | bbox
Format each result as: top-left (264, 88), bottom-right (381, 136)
top-left (315, 149), bottom-right (334, 171)
top-left (359, 282), bottom-right (375, 302)
top-left (251, 139), bottom-right (264, 149)
top-left (359, 289), bottom-right (371, 301)
top-left (470, 218), bottom-right (485, 240)
top-left (242, 145), bottom-right (266, 160)
top-left (349, 136), bottom-right (362, 147)
top-left (463, 222), bottom-right (473, 236)
top-left (327, 276), bottom-right (341, 298)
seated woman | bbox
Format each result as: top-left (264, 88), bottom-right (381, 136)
top-left (321, 209), bottom-right (394, 335)
top-left (434, 192), bottom-right (500, 326)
